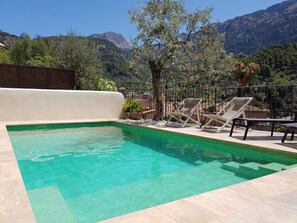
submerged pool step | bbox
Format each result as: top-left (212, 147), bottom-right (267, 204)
top-left (222, 161), bottom-right (264, 178)
top-left (282, 163), bottom-right (297, 170)
top-left (222, 161), bottom-right (293, 179)
top-left (259, 163), bottom-right (288, 175)
top-left (27, 186), bottom-right (77, 223)
top-left (239, 162), bottom-right (260, 171)
top-left (67, 161), bottom-right (238, 222)
top-left (222, 161), bottom-right (240, 172)
top-left (238, 162), bottom-right (266, 178)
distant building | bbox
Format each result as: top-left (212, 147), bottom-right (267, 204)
top-left (118, 87), bottom-right (126, 95)
top-left (0, 43), bottom-right (6, 48)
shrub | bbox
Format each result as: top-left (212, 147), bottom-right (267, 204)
top-left (122, 98), bottom-right (142, 112)
top-left (94, 77), bottom-right (117, 91)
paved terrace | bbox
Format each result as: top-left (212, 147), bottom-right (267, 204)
top-left (1, 119), bottom-right (297, 223)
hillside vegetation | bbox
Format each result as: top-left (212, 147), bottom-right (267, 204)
top-left (248, 43), bottom-right (297, 85)
top-left (218, 0), bottom-right (297, 55)
top-left (89, 37), bottom-right (148, 88)
top-left (1, 1), bottom-right (297, 89)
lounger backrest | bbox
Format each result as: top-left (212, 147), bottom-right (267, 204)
top-left (220, 97), bottom-right (253, 119)
top-left (180, 98), bottom-right (202, 115)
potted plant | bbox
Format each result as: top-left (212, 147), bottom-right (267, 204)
top-left (233, 62), bottom-right (260, 87)
top-left (122, 98), bottom-right (143, 120)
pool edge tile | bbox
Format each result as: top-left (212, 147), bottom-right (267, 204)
top-left (228, 169), bottom-right (297, 202)
top-left (0, 124), bottom-right (37, 223)
top-left (99, 207), bottom-right (178, 223)
top-left (0, 179), bottom-right (36, 222)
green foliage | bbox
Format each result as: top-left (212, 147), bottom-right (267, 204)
top-left (0, 47), bottom-right (11, 64)
top-left (5, 30), bottom-right (122, 90)
top-left (233, 62), bottom-right (260, 86)
top-left (229, 43), bottom-right (297, 111)
top-left (249, 43), bottom-right (297, 85)
top-left (9, 34), bottom-right (32, 64)
top-left (31, 37), bottom-right (50, 58)
top-left (89, 38), bottom-right (139, 87)
top-left (122, 98), bottom-right (142, 112)
top-left (2, 29), bottom-right (150, 90)
top-left (9, 34), bottom-right (52, 66)
top-left (238, 42), bottom-right (297, 111)
top-left (50, 30), bottom-right (104, 89)
top-left (129, 0), bottom-right (236, 119)
top-left (30, 55), bottom-right (53, 66)
top-left (129, 1), bottom-right (236, 78)
top-left (93, 76), bottom-right (117, 91)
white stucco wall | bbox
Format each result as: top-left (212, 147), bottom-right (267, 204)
top-left (0, 88), bottom-right (124, 122)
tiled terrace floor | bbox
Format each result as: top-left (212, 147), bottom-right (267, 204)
top-left (1, 119), bottom-right (297, 223)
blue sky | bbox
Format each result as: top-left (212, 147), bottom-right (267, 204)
top-left (1, 0), bottom-right (283, 42)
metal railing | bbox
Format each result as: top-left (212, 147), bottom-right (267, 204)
top-left (123, 84), bottom-right (297, 120)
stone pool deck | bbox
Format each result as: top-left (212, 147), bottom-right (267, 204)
top-left (1, 119), bottom-right (297, 223)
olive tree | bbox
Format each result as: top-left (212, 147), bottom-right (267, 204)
top-left (129, 0), bottom-right (236, 120)
top-left (10, 33), bottom-right (32, 65)
top-left (50, 31), bottom-right (104, 90)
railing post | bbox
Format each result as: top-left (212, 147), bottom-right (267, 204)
top-left (214, 88), bottom-right (217, 112)
top-left (292, 85), bottom-right (294, 110)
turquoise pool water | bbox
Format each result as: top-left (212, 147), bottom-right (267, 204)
top-left (7, 122), bottom-right (297, 223)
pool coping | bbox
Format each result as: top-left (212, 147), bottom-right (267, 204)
top-left (1, 119), bottom-right (297, 223)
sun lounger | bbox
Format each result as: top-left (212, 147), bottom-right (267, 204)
top-left (201, 97), bottom-right (253, 132)
top-left (230, 118), bottom-right (297, 140)
top-left (281, 123), bottom-right (297, 143)
top-left (166, 98), bottom-right (202, 127)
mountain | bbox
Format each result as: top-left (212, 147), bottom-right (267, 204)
top-left (89, 32), bottom-right (130, 49)
top-left (0, 30), bottom-right (18, 47)
top-left (218, 0), bottom-right (297, 55)
top-left (0, 29), bottom-right (139, 87)
top-left (88, 37), bottom-right (146, 87)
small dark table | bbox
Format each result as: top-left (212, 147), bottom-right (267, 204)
top-left (229, 118), bottom-right (296, 140)
top-left (281, 123), bottom-right (297, 143)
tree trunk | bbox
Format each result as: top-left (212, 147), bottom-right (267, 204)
top-left (152, 71), bottom-right (163, 120)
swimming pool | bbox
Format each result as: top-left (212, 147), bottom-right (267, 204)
top-left (7, 122), bottom-right (297, 223)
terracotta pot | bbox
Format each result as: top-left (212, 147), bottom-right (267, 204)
top-left (130, 112), bottom-right (143, 120)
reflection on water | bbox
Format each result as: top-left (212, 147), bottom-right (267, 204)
top-left (9, 126), bottom-right (124, 161)
top-left (121, 124), bottom-right (297, 166)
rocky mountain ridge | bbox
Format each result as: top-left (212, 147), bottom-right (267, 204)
top-left (88, 32), bottom-right (130, 49)
top-left (0, 30), bottom-right (18, 47)
top-left (2, 0), bottom-right (296, 55)
top-left (218, 0), bottom-right (297, 55)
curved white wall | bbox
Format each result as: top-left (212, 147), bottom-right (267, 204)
top-left (0, 88), bottom-right (124, 122)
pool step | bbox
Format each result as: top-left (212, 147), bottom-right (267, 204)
top-left (221, 161), bottom-right (240, 172)
top-left (222, 161), bottom-right (297, 179)
top-left (239, 162), bottom-right (266, 178)
top-left (282, 163), bottom-right (297, 170)
top-left (67, 160), bottom-right (243, 222)
top-left (239, 162), bottom-right (260, 171)
top-left (27, 186), bottom-right (77, 223)
top-left (258, 163), bottom-right (288, 175)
